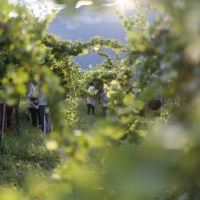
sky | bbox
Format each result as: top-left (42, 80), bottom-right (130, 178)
top-left (57, 8), bottom-right (121, 30)
top-left (8, 0), bottom-right (66, 18)
top-left (7, 0), bottom-right (153, 69)
top-left (7, 0), bottom-right (128, 39)
top-left (8, 0), bottom-right (135, 19)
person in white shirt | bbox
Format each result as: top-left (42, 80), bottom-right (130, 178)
top-left (86, 85), bottom-right (95, 115)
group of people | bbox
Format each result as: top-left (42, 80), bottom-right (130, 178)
top-left (86, 83), bottom-right (109, 117)
top-left (1, 81), bottom-right (108, 133)
top-left (27, 80), bottom-right (51, 134)
top-left (0, 80), bottom-right (51, 134)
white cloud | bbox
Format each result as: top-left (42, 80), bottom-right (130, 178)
top-left (8, 0), bottom-right (65, 19)
top-left (65, 22), bottom-right (81, 30)
top-left (57, 9), bottom-right (120, 30)
top-left (8, 0), bottom-right (123, 29)
top-left (75, 0), bottom-right (93, 9)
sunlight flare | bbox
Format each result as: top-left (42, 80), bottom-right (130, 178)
top-left (75, 0), bottom-right (93, 9)
top-left (103, 0), bottom-right (135, 12)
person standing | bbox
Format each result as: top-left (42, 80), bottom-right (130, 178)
top-left (38, 82), bottom-right (51, 134)
top-left (6, 105), bottom-right (13, 127)
top-left (87, 85), bottom-right (95, 115)
top-left (101, 85), bottom-right (109, 117)
top-left (27, 81), bottom-right (40, 127)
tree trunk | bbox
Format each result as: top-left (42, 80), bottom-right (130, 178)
top-left (14, 98), bottom-right (20, 130)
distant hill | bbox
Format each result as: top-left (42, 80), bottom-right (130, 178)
top-left (47, 9), bottom-right (126, 69)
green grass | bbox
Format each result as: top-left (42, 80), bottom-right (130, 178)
top-left (0, 97), bottom-right (104, 190)
top-left (75, 97), bottom-right (144, 178)
top-left (0, 125), bottom-right (62, 190)
top-left (74, 97), bottom-right (104, 131)
top-left (0, 96), bottom-right (143, 196)
top-left (0, 98), bottom-right (63, 190)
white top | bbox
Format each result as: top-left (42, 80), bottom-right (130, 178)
top-left (38, 91), bottom-right (47, 105)
top-left (27, 82), bottom-right (38, 98)
top-left (87, 97), bottom-right (95, 106)
top-left (38, 81), bottom-right (47, 105)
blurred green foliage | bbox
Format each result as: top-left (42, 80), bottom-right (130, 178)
top-left (0, 0), bottom-right (200, 199)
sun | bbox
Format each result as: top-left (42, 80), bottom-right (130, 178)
top-left (104, 0), bottom-right (134, 12)
top-left (112, 0), bottom-right (135, 12)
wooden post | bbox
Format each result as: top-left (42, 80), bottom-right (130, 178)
top-left (0, 103), bottom-right (6, 152)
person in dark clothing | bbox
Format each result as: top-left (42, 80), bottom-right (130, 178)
top-left (0, 86), bottom-right (13, 131)
top-left (38, 81), bottom-right (51, 134)
top-left (27, 81), bottom-right (40, 127)
top-left (87, 103), bottom-right (95, 115)
top-left (6, 105), bottom-right (13, 127)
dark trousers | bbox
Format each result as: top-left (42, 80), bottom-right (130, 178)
top-left (87, 104), bottom-right (95, 115)
top-left (0, 104), bottom-right (13, 130)
top-left (39, 105), bottom-right (45, 132)
top-left (6, 105), bottom-right (13, 127)
top-left (0, 103), bottom-right (7, 131)
top-left (29, 108), bottom-right (40, 127)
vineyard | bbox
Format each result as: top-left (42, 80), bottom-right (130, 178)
top-left (0, 0), bottom-right (200, 199)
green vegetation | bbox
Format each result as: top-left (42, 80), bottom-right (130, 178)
top-left (0, 98), bottom-right (63, 190)
top-left (0, 0), bottom-right (200, 199)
